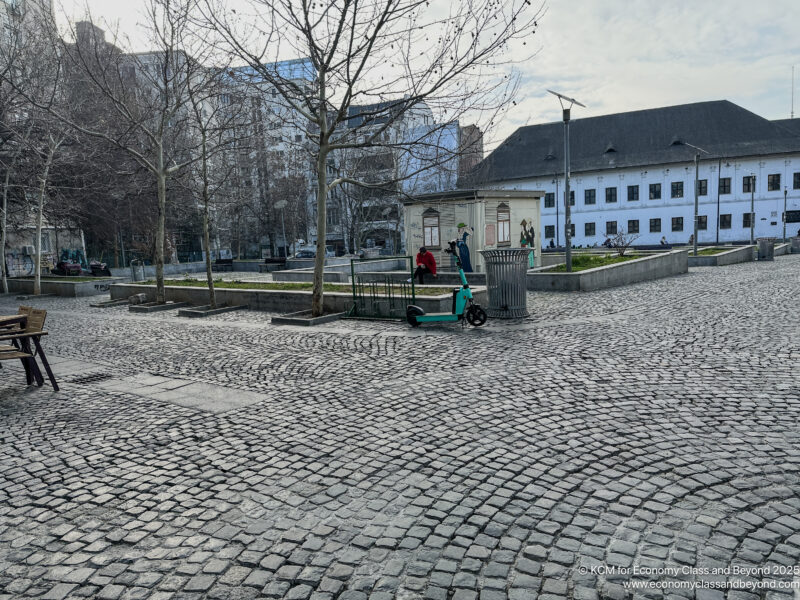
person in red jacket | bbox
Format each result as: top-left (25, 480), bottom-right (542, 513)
top-left (413, 247), bottom-right (437, 284)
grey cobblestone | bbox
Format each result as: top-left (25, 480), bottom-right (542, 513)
top-left (1, 257), bottom-right (800, 598)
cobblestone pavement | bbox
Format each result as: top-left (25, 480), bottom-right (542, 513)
top-left (1, 257), bottom-right (800, 600)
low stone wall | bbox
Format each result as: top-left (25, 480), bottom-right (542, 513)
top-left (273, 257), bottom-right (408, 283)
top-left (7, 277), bottom-right (126, 297)
top-left (540, 249), bottom-right (667, 267)
top-left (527, 249), bottom-right (688, 292)
top-left (688, 245), bottom-right (755, 267)
top-left (110, 283), bottom-right (486, 314)
top-left (350, 270), bottom-right (487, 287)
top-left (774, 243), bottom-right (789, 257)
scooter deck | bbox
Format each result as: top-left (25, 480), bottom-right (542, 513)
top-left (415, 313), bottom-right (461, 323)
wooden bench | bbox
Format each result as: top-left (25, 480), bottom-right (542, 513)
top-left (259, 258), bottom-right (287, 273)
top-left (0, 306), bottom-right (59, 391)
top-left (212, 258), bottom-right (234, 272)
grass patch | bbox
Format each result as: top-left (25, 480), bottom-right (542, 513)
top-left (695, 247), bottom-right (732, 256)
top-left (136, 279), bottom-right (455, 296)
top-left (551, 253), bottom-right (641, 272)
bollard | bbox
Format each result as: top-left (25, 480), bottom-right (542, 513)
top-left (757, 238), bottom-right (774, 261)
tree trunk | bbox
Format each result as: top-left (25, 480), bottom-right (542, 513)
top-left (1, 169), bottom-right (10, 294)
top-left (311, 147), bottom-right (328, 317)
top-left (200, 133), bottom-right (216, 308)
top-left (34, 148), bottom-right (55, 296)
top-left (155, 147), bottom-right (167, 304)
top-left (311, 74), bottom-right (329, 318)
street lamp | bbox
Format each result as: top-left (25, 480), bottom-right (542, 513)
top-left (784, 187), bottom-right (788, 243)
top-left (548, 90), bottom-right (586, 272)
top-left (672, 139), bottom-right (708, 256)
top-left (749, 174), bottom-right (755, 245)
top-left (274, 200), bottom-right (289, 257)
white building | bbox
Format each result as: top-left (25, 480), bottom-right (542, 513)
top-left (471, 101), bottom-right (800, 247)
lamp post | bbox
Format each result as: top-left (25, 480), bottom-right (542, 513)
top-left (548, 90), bottom-right (585, 272)
top-left (750, 174), bottom-right (755, 245)
top-left (275, 200), bottom-right (289, 257)
top-left (784, 187), bottom-right (788, 243)
top-left (673, 140), bottom-right (708, 256)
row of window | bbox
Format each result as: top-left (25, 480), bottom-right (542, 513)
top-left (545, 212), bottom-right (759, 239)
top-left (543, 173), bottom-right (800, 209)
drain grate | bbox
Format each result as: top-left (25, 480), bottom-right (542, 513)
top-left (67, 373), bottom-right (116, 385)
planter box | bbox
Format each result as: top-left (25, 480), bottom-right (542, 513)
top-left (687, 245), bottom-right (755, 267)
top-left (527, 249), bottom-right (688, 292)
top-left (177, 304), bottom-right (248, 318)
top-left (110, 283), bottom-right (486, 315)
top-left (271, 310), bottom-right (345, 326)
top-left (129, 301), bottom-right (190, 313)
top-left (7, 277), bottom-right (126, 297)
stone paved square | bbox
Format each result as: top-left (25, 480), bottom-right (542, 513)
top-left (1, 257), bottom-right (799, 599)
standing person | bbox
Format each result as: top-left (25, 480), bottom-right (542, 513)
top-left (413, 247), bottom-right (437, 284)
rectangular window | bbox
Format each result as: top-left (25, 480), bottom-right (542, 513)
top-left (627, 185), bottom-right (639, 201)
top-left (768, 173), bottom-right (781, 191)
top-left (698, 215), bottom-right (708, 230)
top-left (743, 175), bottom-right (754, 193)
top-left (719, 177), bottom-right (731, 194)
top-left (584, 189), bottom-right (596, 205)
top-left (649, 183), bottom-right (661, 199)
top-left (742, 212), bottom-right (754, 228)
top-left (568, 223), bottom-right (575, 237)
top-left (672, 216), bottom-right (683, 232)
top-left (497, 208), bottom-right (510, 244)
top-left (649, 218), bottom-right (661, 233)
top-left (585, 222), bottom-right (595, 236)
top-left (544, 193), bottom-right (555, 208)
top-left (545, 225), bottom-right (555, 239)
top-left (794, 172), bottom-right (800, 190)
top-left (720, 214), bottom-right (731, 229)
top-left (698, 179), bottom-right (708, 196)
top-left (606, 221), bottom-right (617, 235)
top-left (423, 214), bottom-right (440, 247)
top-left (564, 190), bottom-right (575, 206)
top-left (605, 187), bottom-right (617, 203)
top-left (628, 219), bottom-right (639, 234)
top-left (671, 182), bottom-right (684, 198)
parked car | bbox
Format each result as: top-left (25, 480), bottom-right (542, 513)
top-left (294, 246), bottom-right (335, 259)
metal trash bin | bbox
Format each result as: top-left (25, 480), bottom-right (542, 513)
top-left (479, 248), bottom-right (531, 318)
top-left (757, 238), bottom-right (774, 261)
top-left (791, 237), bottom-right (800, 254)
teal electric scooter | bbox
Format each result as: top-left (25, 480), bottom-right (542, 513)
top-left (406, 240), bottom-right (488, 328)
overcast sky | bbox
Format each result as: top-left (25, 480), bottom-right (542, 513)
top-left (59, 0), bottom-right (800, 145)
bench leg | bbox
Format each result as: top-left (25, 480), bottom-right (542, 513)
top-left (32, 337), bottom-right (59, 392)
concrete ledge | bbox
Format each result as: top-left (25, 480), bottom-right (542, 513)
top-left (129, 301), bottom-right (190, 313)
top-left (271, 310), bottom-right (345, 326)
top-left (272, 270), bottom-right (349, 283)
top-left (177, 304), bottom-right (249, 318)
top-left (688, 245), bottom-right (755, 267)
top-left (110, 283), bottom-right (486, 314)
top-left (7, 277), bottom-right (126, 297)
top-left (527, 249), bottom-right (688, 292)
top-left (774, 243), bottom-right (789, 257)
top-left (352, 271), bottom-right (487, 287)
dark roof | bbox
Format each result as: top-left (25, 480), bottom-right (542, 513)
top-left (470, 101), bottom-right (800, 184)
top-left (773, 118), bottom-right (800, 135)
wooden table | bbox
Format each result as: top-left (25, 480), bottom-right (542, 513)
top-left (0, 314), bottom-right (59, 391)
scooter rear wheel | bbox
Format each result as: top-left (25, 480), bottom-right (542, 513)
top-left (466, 305), bottom-right (487, 327)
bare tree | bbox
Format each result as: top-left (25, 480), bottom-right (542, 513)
top-left (14, 1), bottom-right (209, 303)
top-left (609, 229), bottom-right (640, 257)
top-left (202, 0), bottom-right (541, 316)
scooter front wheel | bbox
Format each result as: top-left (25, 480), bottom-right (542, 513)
top-left (466, 304), bottom-right (487, 327)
